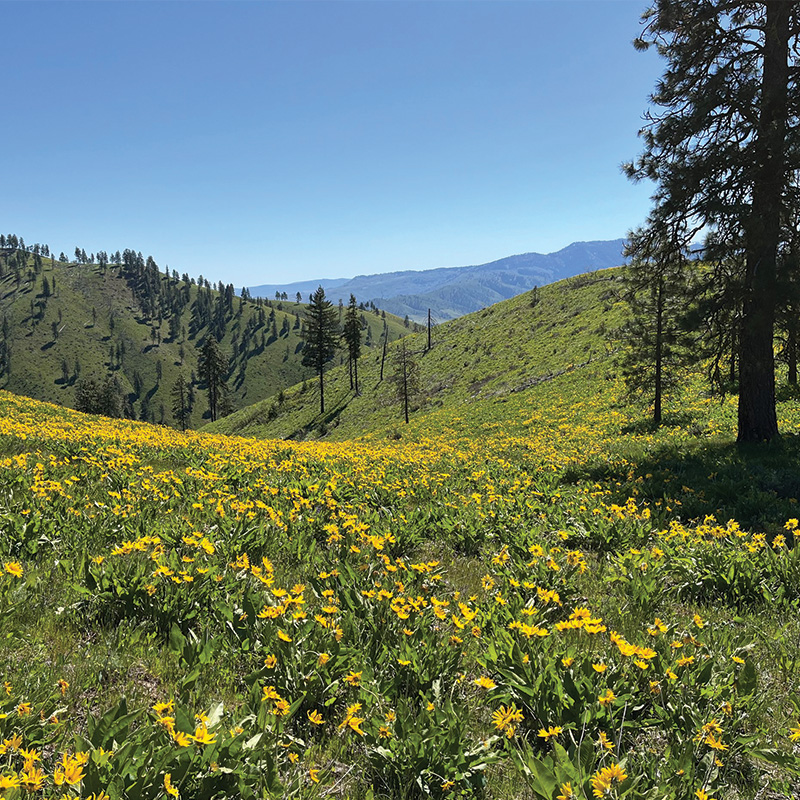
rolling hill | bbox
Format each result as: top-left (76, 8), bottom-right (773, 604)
top-left (207, 268), bottom-right (627, 442)
top-left (0, 246), bottom-right (410, 428)
top-left (247, 238), bottom-right (629, 322)
top-left (212, 260), bottom-right (800, 530)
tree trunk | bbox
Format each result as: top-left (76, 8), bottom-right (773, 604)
top-left (653, 279), bottom-right (663, 427)
top-left (737, 1), bottom-right (788, 443)
top-left (427, 308), bottom-right (432, 352)
top-left (403, 356), bottom-right (409, 424)
top-left (319, 367), bottom-right (325, 415)
top-left (354, 355), bottom-right (359, 396)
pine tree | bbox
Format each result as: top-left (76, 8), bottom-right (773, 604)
top-left (301, 286), bottom-right (340, 414)
top-left (343, 294), bottom-right (362, 395)
top-left (626, 1), bottom-right (800, 442)
top-left (171, 373), bottom-right (191, 431)
top-left (75, 375), bottom-right (124, 418)
top-left (616, 227), bottom-right (695, 426)
top-left (380, 323), bottom-right (389, 382)
top-left (198, 335), bottom-right (229, 422)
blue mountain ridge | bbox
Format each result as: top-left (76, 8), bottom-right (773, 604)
top-left (247, 238), bottom-right (629, 322)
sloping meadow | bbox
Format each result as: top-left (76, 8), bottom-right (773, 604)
top-left (1, 380), bottom-right (800, 800)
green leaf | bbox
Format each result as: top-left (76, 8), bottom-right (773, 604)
top-left (206, 701), bottom-right (224, 729)
top-left (552, 742), bottom-right (580, 783)
top-left (752, 747), bottom-right (800, 776)
top-left (577, 737), bottom-right (595, 776)
top-left (738, 659), bottom-right (757, 696)
top-left (287, 693), bottom-right (306, 719)
top-left (198, 634), bottom-right (216, 664)
top-left (88, 698), bottom-right (139, 749)
top-left (175, 706), bottom-right (195, 735)
top-left (697, 657), bottom-right (713, 684)
top-left (169, 623), bottom-right (187, 654)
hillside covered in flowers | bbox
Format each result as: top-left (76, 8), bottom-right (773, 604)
top-left (2, 274), bottom-right (800, 800)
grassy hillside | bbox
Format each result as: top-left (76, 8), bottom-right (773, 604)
top-left (3, 264), bottom-right (800, 798)
top-left (0, 248), bottom-right (409, 427)
top-left (212, 263), bottom-right (800, 530)
top-left (207, 269), bottom-right (622, 440)
top-left (1, 335), bottom-right (800, 798)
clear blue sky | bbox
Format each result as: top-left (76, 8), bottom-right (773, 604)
top-left (2, 1), bottom-right (661, 287)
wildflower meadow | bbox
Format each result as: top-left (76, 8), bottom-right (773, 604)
top-left (0, 362), bottom-right (799, 800)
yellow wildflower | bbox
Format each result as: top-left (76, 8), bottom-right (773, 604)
top-left (590, 763), bottom-right (627, 798)
top-left (164, 772), bottom-right (179, 798)
top-left (537, 725), bottom-right (562, 741)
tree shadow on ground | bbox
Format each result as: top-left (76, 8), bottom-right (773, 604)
top-left (286, 389), bottom-right (353, 440)
top-left (619, 412), bottom-right (696, 436)
top-left (561, 433), bottom-right (800, 532)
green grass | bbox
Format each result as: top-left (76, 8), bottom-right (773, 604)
top-left (210, 263), bottom-right (800, 534)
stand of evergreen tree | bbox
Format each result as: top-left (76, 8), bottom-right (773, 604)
top-left (75, 375), bottom-right (126, 418)
top-left (198, 336), bottom-right (230, 422)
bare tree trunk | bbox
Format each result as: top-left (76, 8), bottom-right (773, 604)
top-left (654, 279), bottom-right (663, 427)
top-left (737, 1), bottom-right (787, 442)
top-left (788, 324), bottom-right (798, 384)
top-left (402, 348), bottom-right (409, 424)
top-left (427, 308), bottom-right (431, 352)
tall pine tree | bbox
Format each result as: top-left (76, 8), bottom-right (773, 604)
top-left (301, 287), bottom-right (340, 415)
top-left (617, 226), bottom-right (695, 426)
top-left (198, 335), bottom-right (229, 422)
top-left (171, 373), bottom-right (191, 431)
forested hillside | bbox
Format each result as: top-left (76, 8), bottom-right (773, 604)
top-left (0, 237), bottom-right (410, 427)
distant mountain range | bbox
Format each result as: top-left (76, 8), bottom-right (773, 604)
top-left (248, 239), bottom-right (629, 322)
